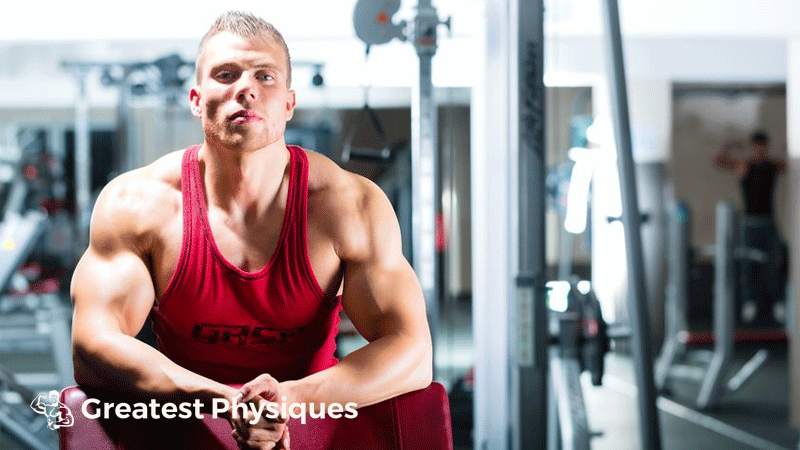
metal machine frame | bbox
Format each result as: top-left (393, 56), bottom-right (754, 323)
top-left (351, 0), bottom-right (451, 376)
top-left (657, 201), bottom-right (777, 410)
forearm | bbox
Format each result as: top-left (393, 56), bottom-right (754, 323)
top-left (714, 149), bottom-right (732, 167)
top-left (283, 332), bottom-right (432, 409)
top-left (74, 332), bottom-right (237, 405)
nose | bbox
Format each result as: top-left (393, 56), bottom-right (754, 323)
top-left (235, 74), bottom-right (256, 103)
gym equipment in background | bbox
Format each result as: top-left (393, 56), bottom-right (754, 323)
top-left (546, 278), bottom-right (611, 450)
top-left (0, 130), bottom-right (71, 450)
top-left (656, 201), bottom-right (786, 410)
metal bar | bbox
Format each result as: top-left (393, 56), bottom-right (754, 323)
top-left (411, 0), bottom-right (440, 376)
top-left (697, 202), bottom-right (736, 409)
top-left (119, 79), bottom-right (137, 173)
top-left (600, 0), bottom-right (662, 448)
top-left (558, 231), bottom-right (575, 281)
top-left (517, 0), bottom-right (548, 448)
top-left (5, 373), bottom-right (62, 388)
top-left (727, 349), bottom-right (769, 392)
top-left (0, 364), bottom-right (36, 402)
top-left (48, 302), bottom-right (76, 387)
top-left (551, 351), bottom-right (591, 450)
top-left (3, 178), bottom-right (29, 216)
top-left (471, 0), bottom-right (512, 445)
top-left (663, 365), bottom-right (707, 381)
top-left (74, 72), bottom-right (92, 251)
top-left (655, 200), bottom-right (690, 389)
top-left (547, 372), bottom-right (560, 450)
top-left (674, 201), bottom-right (690, 344)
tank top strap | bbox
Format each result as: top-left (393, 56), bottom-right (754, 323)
top-left (184, 144), bottom-right (210, 246)
top-left (283, 146), bottom-right (326, 299)
top-left (287, 145), bottom-right (309, 234)
top-left (182, 144), bottom-right (200, 219)
top-left (158, 145), bottom-right (202, 305)
top-left (282, 145), bottom-right (307, 257)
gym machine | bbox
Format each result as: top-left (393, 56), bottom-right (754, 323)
top-left (62, 54), bottom-right (196, 250)
top-left (351, 0), bottom-right (451, 377)
top-left (601, 0), bottom-right (662, 446)
top-left (654, 199), bottom-right (691, 393)
top-left (469, 0), bottom-right (662, 447)
top-left (0, 365), bottom-right (56, 450)
top-left (538, 0), bottom-right (661, 448)
top-left (0, 129), bottom-right (72, 378)
top-left (0, 131), bottom-right (71, 450)
top-left (656, 201), bottom-right (786, 410)
top-left (546, 279), bottom-right (611, 450)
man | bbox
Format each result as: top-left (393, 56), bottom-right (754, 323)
top-left (70, 11), bottom-right (432, 450)
top-left (713, 130), bottom-right (786, 326)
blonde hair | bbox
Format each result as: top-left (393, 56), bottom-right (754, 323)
top-left (196, 11), bottom-right (292, 87)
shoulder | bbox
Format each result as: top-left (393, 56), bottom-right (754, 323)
top-left (303, 148), bottom-right (398, 260)
top-left (304, 147), bottom-right (390, 217)
top-left (90, 149), bottom-right (185, 255)
top-left (769, 157), bottom-right (785, 167)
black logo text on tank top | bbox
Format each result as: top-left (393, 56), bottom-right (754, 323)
top-left (191, 324), bottom-right (306, 346)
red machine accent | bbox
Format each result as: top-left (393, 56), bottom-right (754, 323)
top-left (60, 383), bottom-right (453, 450)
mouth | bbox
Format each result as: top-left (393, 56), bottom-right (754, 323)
top-left (228, 110), bottom-right (261, 124)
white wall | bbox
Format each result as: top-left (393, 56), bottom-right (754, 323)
top-left (0, 0), bottom-right (795, 111)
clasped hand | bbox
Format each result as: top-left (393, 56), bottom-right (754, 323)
top-left (227, 374), bottom-right (290, 450)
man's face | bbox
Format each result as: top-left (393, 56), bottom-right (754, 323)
top-left (49, 392), bottom-right (58, 403)
top-left (190, 31), bottom-right (296, 152)
top-left (752, 141), bottom-right (768, 158)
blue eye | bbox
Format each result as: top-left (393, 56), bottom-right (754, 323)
top-left (216, 71), bottom-right (235, 80)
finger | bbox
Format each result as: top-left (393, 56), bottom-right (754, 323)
top-left (239, 374), bottom-right (271, 394)
top-left (260, 399), bottom-right (288, 424)
top-left (232, 422), bottom-right (248, 440)
top-left (235, 401), bottom-right (282, 430)
top-left (238, 385), bottom-right (253, 400)
top-left (234, 429), bottom-right (279, 450)
top-left (241, 386), bottom-right (274, 403)
top-left (238, 424), bottom-right (285, 437)
top-left (241, 379), bottom-right (279, 402)
top-left (231, 429), bottom-right (247, 450)
top-left (232, 410), bottom-right (250, 433)
top-left (280, 427), bottom-right (290, 450)
top-left (242, 387), bottom-right (278, 402)
top-left (232, 411), bottom-right (259, 439)
top-left (237, 424), bottom-right (285, 441)
top-left (228, 416), bottom-right (247, 439)
top-left (238, 437), bottom-right (277, 450)
top-left (231, 392), bottom-right (247, 422)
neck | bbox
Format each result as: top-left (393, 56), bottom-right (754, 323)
top-left (197, 140), bottom-right (290, 216)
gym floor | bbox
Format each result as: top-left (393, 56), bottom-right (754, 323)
top-left (586, 346), bottom-right (796, 450)
top-left (436, 296), bottom-right (798, 450)
top-left (436, 296), bottom-right (796, 450)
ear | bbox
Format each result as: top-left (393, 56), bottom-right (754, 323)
top-left (189, 87), bottom-right (202, 118)
top-left (285, 90), bottom-right (297, 121)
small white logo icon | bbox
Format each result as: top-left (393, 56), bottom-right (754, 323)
top-left (30, 390), bottom-right (74, 430)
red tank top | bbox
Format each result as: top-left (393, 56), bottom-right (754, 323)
top-left (150, 145), bottom-right (341, 384)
